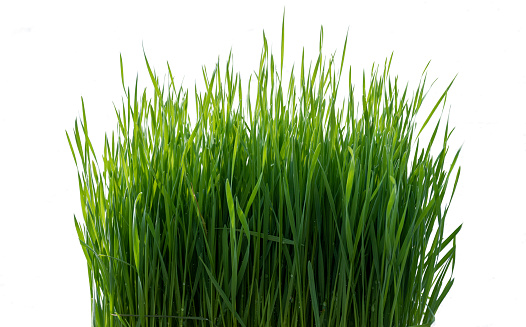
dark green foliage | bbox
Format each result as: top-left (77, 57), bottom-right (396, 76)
top-left (69, 22), bottom-right (461, 327)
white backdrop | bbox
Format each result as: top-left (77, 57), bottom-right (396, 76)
top-left (1, 1), bottom-right (525, 326)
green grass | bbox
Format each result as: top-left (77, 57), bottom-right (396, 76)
top-left (68, 19), bottom-right (462, 327)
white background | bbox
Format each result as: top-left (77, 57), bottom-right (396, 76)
top-left (1, 1), bottom-right (525, 326)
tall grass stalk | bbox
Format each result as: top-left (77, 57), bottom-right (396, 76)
top-left (68, 21), bottom-right (461, 327)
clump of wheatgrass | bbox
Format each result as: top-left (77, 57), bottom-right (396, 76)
top-left (68, 19), bottom-right (461, 327)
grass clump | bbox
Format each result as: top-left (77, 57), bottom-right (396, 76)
top-left (68, 20), bottom-right (462, 327)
